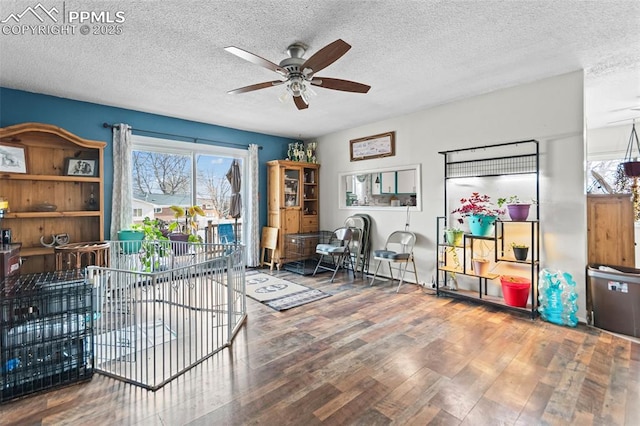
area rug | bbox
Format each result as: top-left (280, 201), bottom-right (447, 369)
top-left (246, 272), bottom-right (331, 311)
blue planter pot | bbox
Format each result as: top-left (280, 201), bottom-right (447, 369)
top-left (117, 229), bottom-right (144, 254)
top-left (468, 214), bottom-right (497, 236)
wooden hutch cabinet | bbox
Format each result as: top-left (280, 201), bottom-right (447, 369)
top-left (267, 160), bottom-right (320, 267)
top-left (0, 123), bottom-right (106, 274)
top-left (587, 194), bottom-right (635, 267)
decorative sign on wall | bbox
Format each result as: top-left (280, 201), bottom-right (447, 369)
top-left (349, 131), bottom-right (395, 162)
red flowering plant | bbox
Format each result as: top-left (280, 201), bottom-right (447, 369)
top-left (451, 192), bottom-right (504, 224)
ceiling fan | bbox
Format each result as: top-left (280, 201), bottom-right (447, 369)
top-left (224, 39), bottom-right (371, 110)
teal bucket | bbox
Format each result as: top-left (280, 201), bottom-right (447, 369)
top-left (468, 214), bottom-right (497, 236)
top-left (117, 229), bottom-right (144, 254)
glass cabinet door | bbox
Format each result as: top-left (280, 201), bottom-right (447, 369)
top-left (284, 168), bottom-right (300, 207)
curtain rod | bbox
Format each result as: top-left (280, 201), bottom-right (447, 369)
top-left (102, 122), bottom-right (263, 150)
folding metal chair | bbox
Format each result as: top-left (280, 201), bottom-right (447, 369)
top-left (370, 230), bottom-right (419, 292)
top-left (313, 227), bottom-right (355, 283)
top-left (344, 216), bottom-right (366, 278)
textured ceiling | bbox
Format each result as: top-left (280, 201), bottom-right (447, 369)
top-left (1, 0), bottom-right (639, 139)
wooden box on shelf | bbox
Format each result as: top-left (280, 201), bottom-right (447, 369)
top-left (0, 123), bottom-right (106, 274)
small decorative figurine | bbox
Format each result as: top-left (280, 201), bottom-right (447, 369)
top-left (87, 186), bottom-right (99, 210)
top-left (305, 141), bottom-right (317, 163)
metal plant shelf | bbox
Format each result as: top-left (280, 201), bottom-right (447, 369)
top-left (436, 139), bottom-right (540, 319)
top-left (440, 139), bottom-right (538, 179)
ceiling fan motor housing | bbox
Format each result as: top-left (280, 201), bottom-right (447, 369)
top-left (225, 39), bottom-right (370, 110)
top-left (280, 46), bottom-right (308, 97)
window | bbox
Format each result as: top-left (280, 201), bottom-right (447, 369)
top-left (587, 158), bottom-right (631, 194)
top-left (133, 208), bottom-right (143, 217)
top-left (131, 136), bottom-right (247, 239)
top-left (588, 158), bottom-right (639, 221)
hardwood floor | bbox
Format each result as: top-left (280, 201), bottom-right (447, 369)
top-left (2, 269), bottom-right (639, 425)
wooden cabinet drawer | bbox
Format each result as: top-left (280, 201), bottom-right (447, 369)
top-left (301, 216), bottom-right (318, 231)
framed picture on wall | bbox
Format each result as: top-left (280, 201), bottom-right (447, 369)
top-left (349, 131), bottom-right (395, 162)
top-left (65, 158), bottom-right (98, 177)
top-left (0, 142), bottom-right (28, 173)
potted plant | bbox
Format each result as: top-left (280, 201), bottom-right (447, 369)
top-left (451, 192), bottom-right (504, 236)
top-left (497, 195), bottom-right (535, 221)
top-left (512, 242), bottom-right (529, 261)
top-left (471, 239), bottom-right (493, 276)
top-left (500, 275), bottom-right (531, 307)
top-left (444, 226), bottom-right (464, 246)
top-left (168, 205), bottom-right (206, 243)
top-left (622, 122), bottom-right (640, 177)
top-left (117, 217), bottom-right (167, 255)
top-left (131, 217), bottom-right (169, 271)
top-left (117, 228), bottom-right (145, 254)
top-left (472, 257), bottom-right (491, 276)
top-left (442, 227), bottom-right (463, 290)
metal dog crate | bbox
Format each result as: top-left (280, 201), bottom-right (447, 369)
top-left (1, 270), bottom-right (93, 403)
top-left (283, 231), bottom-right (333, 275)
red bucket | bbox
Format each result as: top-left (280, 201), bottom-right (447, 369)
top-left (500, 276), bottom-right (531, 307)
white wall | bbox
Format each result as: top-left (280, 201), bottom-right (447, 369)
top-left (316, 71), bottom-right (588, 320)
top-left (588, 123), bottom-right (633, 160)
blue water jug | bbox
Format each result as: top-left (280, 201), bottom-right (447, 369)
top-left (538, 269), bottom-right (578, 327)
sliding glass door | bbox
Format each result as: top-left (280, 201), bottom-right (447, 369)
top-left (131, 136), bottom-right (246, 242)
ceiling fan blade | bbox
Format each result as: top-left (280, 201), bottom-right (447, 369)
top-left (227, 80), bottom-right (284, 95)
top-left (310, 77), bottom-right (370, 93)
top-left (224, 46), bottom-right (287, 76)
top-left (293, 96), bottom-right (308, 110)
top-left (302, 39), bottom-right (351, 75)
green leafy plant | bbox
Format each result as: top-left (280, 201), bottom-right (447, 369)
top-left (131, 217), bottom-right (169, 271)
top-left (451, 192), bottom-right (504, 223)
top-left (497, 196), bottom-right (537, 207)
top-left (132, 217), bottom-right (167, 240)
top-left (511, 242), bottom-right (529, 249)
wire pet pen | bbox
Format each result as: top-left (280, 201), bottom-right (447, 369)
top-left (89, 241), bottom-right (246, 390)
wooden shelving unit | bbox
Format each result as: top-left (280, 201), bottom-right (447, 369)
top-left (0, 123), bottom-right (106, 274)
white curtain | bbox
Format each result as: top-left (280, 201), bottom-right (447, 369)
top-left (110, 124), bottom-right (133, 238)
top-left (246, 144), bottom-right (260, 266)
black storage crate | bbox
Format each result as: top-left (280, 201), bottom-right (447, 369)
top-left (1, 270), bottom-right (93, 403)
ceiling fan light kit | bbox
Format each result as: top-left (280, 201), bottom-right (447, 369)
top-left (224, 39), bottom-right (371, 110)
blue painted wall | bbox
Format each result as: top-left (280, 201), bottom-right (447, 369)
top-left (0, 87), bottom-right (294, 237)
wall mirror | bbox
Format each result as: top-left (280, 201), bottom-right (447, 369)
top-left (339, 164), bottom-right (422, 210)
